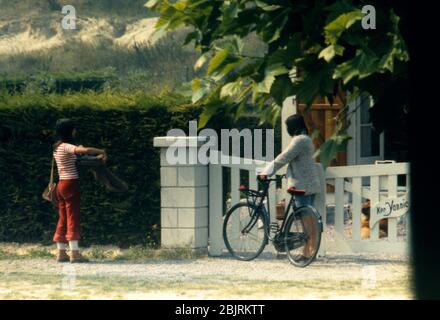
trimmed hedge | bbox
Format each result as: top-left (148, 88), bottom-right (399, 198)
top-left (0, 70), bottom-right (116, 94)
top-left (0, 92), bottom-right (200, 247)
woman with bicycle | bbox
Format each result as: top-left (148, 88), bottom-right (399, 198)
top-left (258, 114), bottom-right (321, 263)
top-left (223, 114), bottom-right (322, 267)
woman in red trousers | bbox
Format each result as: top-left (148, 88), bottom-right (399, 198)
top-left (53, 119), bottom-right (107, 263)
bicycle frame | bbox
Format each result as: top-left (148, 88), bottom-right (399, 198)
top-left (243, 177), bottom-right (322, 242)
top-left (241, 177), bottom-right (294, 241)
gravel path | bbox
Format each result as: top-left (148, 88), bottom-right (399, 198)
top-left (0, 253), bottom-right (408, 281)
top-left (0, 253), bottom-right (412, 299)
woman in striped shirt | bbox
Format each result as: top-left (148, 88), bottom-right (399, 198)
top-left (53, 119), bottom-right (107, 263)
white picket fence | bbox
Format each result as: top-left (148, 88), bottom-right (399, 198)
top-left (208, 157), bottom-right (410, 256)
top-left (323, 162), bottom-right (410, 254)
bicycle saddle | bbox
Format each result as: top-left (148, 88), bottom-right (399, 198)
top-left (287, 186), bottom-right (306, 195)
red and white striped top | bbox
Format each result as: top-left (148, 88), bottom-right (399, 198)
top-left (54, 143), bottom-right (79, 180)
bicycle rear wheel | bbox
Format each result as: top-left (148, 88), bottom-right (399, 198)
top-left (223, 202), bottom-right (268, 261)
top-left (284, 206), bottom-right (322, 267)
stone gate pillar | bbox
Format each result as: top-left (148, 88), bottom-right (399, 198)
top-left (153, 136), bottom-right (209, 252)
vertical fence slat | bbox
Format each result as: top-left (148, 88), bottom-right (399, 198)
top-left (335, 178), bottom-right (344, 235)
top-left (231, 167), bottom-right (240, 203)
top-left (379, 175), bottom-right (388, 240)
top-left (208, 164), bottom-right (223, 256)
top-left (316, 164), bottom-right (326, 257)
top-left (388, 175), bottom-right (398, 242)
top-left (315, 164), bottom-right (326, 225)
top-left (370, 176), bottom-right (380, 240)
top-left (352, 177), bottom-right (362, 241)
top-left (230, 167), bottom-right (240, 246)
top-left (249, 169), bottom-right (258, 191)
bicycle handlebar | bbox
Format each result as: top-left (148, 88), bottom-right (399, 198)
top-left (257, 174), bottom-right (286, 182)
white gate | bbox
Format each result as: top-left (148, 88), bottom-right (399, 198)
top-left (322, 162), bottom-right (410, 254)
top-left (208, 159), bottom-right (410, 256)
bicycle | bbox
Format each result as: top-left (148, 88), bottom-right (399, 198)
top-left (223, 175), bottom-right (323, 267)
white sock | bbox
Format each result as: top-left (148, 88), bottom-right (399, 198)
top-left (56, 242), bottom-right (67, 250)
top-left (69, 240), bottom-right (79, 250)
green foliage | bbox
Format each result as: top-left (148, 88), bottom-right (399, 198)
top-left (314, 133), bottom-right (352, 169)
top-left (148, 0), bottom-right (409, 167)
top-left (0, 91), bottom-right (199, 246)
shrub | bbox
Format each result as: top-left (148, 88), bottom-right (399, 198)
top-left (0, 69), bottom-right (117, 94)
top-left (0, 91), bottom-right (199, 247)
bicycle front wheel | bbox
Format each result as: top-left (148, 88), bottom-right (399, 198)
top-left (284, 206), bottom-right (322, 267)
top-left (223, 202), bottom-right (268, 261)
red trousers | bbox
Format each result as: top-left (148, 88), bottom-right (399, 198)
top-left (53, 179), bottom-right (81, 242)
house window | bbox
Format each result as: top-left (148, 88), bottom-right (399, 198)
top-left (359, 95), bottom-right (381, 158)
top-left (347, 93), bottom-right (384, 165)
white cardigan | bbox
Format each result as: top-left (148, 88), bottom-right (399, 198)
top-left (262, 134), bottom-right (321, 196)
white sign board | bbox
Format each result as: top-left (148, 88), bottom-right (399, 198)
top-left (370, 194), bottom-right (409, 228)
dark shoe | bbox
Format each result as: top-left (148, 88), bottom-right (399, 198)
top-left (70, 250), bottom-right (89, 263)
top-left (56, 249), bottom-right (70, 263)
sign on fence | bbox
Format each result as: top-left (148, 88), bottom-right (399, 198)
top-left (370, 194), bottom-right (410, 228)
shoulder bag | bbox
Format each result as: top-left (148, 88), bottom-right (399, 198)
top-left (42, 157), bottom-right (58, 207)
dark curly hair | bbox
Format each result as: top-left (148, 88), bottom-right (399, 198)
top-left (53, 118), bottom-right (76, 149)
top-left (285, 114), bottom-right (308, 136)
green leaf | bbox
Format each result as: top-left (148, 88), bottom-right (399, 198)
top-left (333, 49), bottom-right (379, 84)
top-left (211, 60), bottom-right (242, 82)
top-left (220, 81), bottom-right (242, 99)
top-left (378, 12), bottom-right (409, 72)
top-left (324, 10), bottom-right (363, 45)
top-left (315, 134), bottom-right (351, 168)
top-left (194, 53), bottom-right (209, 71)
top-left (207, 48), bottom-right (230, 76)
top-left (198, 103), bottom-right (219, 128)
top-left (191, 78), bottom-right (210, 103)
top-left (255, 0), bottom-right (282, 11)
top-left (319, 44), bottom-right (345, 62)
top-left (285, 34), bottom-right (302, 60)
top-left (257, 75), bottom-right (275, 93)
top-left (261, 8), bottom-right (290, 43)
top-left (269, 74), bottom-right (294, 106)
top-left (267, 49), bottom-right (289, 67)
top-left (256, 64), bottom-right (289, 93)
top-left (293, 63), bottom-right (335, 105)
top-left (175, 1), bottom-right (188, 11)
top-left (266, 64), bottom-right (289, 77)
